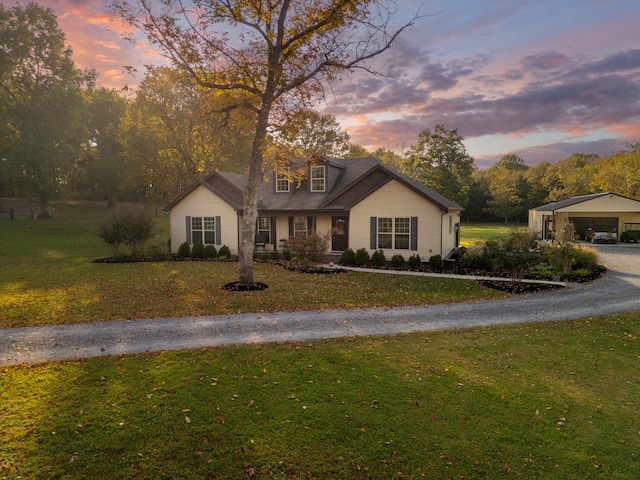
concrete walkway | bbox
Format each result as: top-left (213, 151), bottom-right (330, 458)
top-left (1, 244), bottom-right (639, 366)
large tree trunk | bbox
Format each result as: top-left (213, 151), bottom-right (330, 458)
top-left (238, 105), bottom-right (271, 286)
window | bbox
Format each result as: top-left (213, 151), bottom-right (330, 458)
top-left (276, 173), bottom-right (290, 192)
top-left (394, 217), bottom-right (410, 249)
top-left (257, 216), bottom-right (271, 243)
top-left (192, 216), bottom-right (216, 244)
top-left (310, 166), bottom-right (325, 192)
top-left (294, 216), bottom-right (308, 237)
top-left (378, 217), bottom-right (411, 250)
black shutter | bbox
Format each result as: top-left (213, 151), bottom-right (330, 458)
top-left (288, 216), bottom-right (294, 238)
top-left (370, 217), bottom-right (377, 249)
top-left (185, 216), bottom-right (192, 244)
top-left (270, 216), bottom-right (276, 244)
top-left (307, 216), bottom-right (315, 235)
top-left (410, 217), bottom-right (418, 251)
top-left (215, 216), bottom-right (221, 245)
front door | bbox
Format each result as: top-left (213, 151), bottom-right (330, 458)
top-left (331, 216), bottom-right (348, 251)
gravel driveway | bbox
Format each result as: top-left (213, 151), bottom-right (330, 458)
top-left (1, 244), bottom-right (639, 366)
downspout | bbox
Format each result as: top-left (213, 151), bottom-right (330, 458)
top-left (441, 210), bottom-right (445, 257)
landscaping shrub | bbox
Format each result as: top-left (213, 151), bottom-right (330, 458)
top-left (371, 250), bottom-right (386, 266)
top-left (98, 204), bottom-right (154, 256)
top-left (217, 245), bottom-right (231, 259)
top-left (340, 248), bottom-right (356, 266)
top-left (461, 245), bottom-right (493, 270)
top-left (191, 241), bottom-right (205, 258)
top-left (282, 249), bottom-right (291, 261)
top-left (572, 246), bottom-right (599, 272)
top-left (288, 232), bottom-right (330, 263)
top-left (269, 250), bottom-right (279, 260)
top-left (391, 254), bottom-right (405, 268)
top-left (355, 248), bottom-right (370, 266)
top-left (177, 242), bottom-right (191, 258)
top-left (203, 244), bottom-right (217, 258)
top-left (429, 254), bottom-right (443, 271)
top-left (408, 254), bottom-right (421, 269)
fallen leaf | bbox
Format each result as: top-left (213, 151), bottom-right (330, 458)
top-left (185, 416), bottom-right (191, 424)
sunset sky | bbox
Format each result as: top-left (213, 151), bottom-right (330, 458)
top-left (10, 0), bottom-right (640, 168)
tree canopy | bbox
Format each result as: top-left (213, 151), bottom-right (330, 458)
top-left (0, 3), bottom-right (93, 216)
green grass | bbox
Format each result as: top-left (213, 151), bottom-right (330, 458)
top-left (1, 315), bottom-right (638, 479)
top-left (2, 200), bottom-right (638, 479)
top-left (460, 222), bottom-right (528, 246)
top-left (0, 200), bottom-right (505, 328)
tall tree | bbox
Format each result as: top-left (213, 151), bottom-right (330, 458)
top-left (274, 110), bottom-right (351, 159)
top-left (592, 150), bottom-right (640, 199)
top-left (118, 66), bottom-right (255, 202)
top-left (86, 87), bottom-right (127, 206)
top-left (0, 3), bottom-right (92, 216)
top-left (402, 124), bottom-right (476, 206)
top-left (115, 0), bottom-right (422, 285)
top-left (484, 154), bottom-right (530, 222)
top-left (542, 153), bottom-right (599, 202)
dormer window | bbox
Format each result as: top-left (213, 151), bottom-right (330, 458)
top-left (310, 166), bottom-right (326, 192)
top-left (276, 172), bottom-right (290, 192)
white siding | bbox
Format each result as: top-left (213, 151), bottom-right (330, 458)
top-left (350, 179), bottom-right (445, 260)
top-left (441, 211), bottom-right (461, 257)
top-left (169, 185), bottom-right (239, 254)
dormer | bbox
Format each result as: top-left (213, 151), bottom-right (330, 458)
top-left (310, 165), bottom-right (326, 192)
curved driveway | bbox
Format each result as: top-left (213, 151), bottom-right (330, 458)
top-left (1, 244), bottom-right (639, 366)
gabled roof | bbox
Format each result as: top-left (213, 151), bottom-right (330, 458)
top-left (531, 192), bottom-right (639, 212)
top-left (165, 157), bottom-right (463, 213)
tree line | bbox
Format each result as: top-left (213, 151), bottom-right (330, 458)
top-left (2, 3), bottom-right (639, 224)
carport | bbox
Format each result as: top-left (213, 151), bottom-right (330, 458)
top-left (528, 192), bottom-right (640, 240)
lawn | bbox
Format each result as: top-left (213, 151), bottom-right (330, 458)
top-left (1, 200), bottom-right (638, 479)
top-left (1, 315), bottom-right (638, 479)
top-left (460, 222), bottom-right (528, 246)
top-left (0, 200), bottom-right (506, 328)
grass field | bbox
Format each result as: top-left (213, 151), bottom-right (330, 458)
top-left (459, 222), bottom-right (528, 246)
top-left (0, 200), bottom-right (506, 328)
top-left (1, 200), bottom-right (639, 479)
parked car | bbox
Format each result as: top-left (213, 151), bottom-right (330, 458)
top-left (585, 225), bottom-right (618, 244)
top-left (620, 223), bottom-right (640, 243)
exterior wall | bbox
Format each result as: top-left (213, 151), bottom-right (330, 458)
top-left (528, 210), bottom-right (545, 238)
top-left (441, 211), bottom-right (461, 258)
top-left (350, 179), bottom-right (444, 259)
top-left (169, 185), bottom-right (239, 254)
top-left (557, 195), bottom-right (640, 213)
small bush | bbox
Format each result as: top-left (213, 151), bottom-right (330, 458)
top-left (288, 232), bottom-right (330, 263)
top-left (428, 254), bottom-right (442, 271)
top-left (98, 204), bottom-right (155, 257)
top-left (191, 241), bottom-right (205, 258)
top-left (177, 242), bottom-right (191, 258)
top-left (371, 250), bottom-right (386, 267)
top-left (203, 244), bottom-right (217, 258)
top-left (391, 254), bottom-right (405, 268)
top-left (269, 250), bottom-right (280, 260)
top-left (408, 254), bottom-right (421, 269)
top-left (340, 248), bottom-right (356, 266)
top-left (218, 245), bottom-right (231, 259)
top-left (355, 248), bottom-right (370, 266)
top-left (572, 246), bottom-right (599, 271)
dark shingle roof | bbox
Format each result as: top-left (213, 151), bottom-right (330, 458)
top-left (166, 157), bottom-right (462, 213)
top-left (532, 192), bottom-right (611, 211)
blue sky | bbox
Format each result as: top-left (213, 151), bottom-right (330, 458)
top-left (19, 0), bottom-right (640, 168)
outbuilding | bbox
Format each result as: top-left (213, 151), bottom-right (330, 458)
top-left (529, 192), bottom-right (640, 241)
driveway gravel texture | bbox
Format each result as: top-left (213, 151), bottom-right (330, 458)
top-left (1, 243), bottom-right (639, 366)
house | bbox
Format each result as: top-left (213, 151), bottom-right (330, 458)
top-left (164, 157), bottom-right (463, 261)
top-left (529, 192), bottom-right (640, 240)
